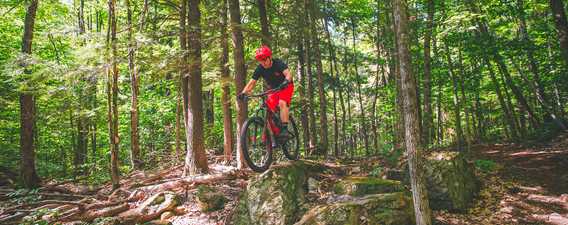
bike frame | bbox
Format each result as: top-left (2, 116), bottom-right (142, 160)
top-left (247, 89), bottom-right (282, 148)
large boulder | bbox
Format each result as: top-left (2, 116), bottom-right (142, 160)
top-left (294, 192), bottom-right (415, 225)
top-left (232, 161), bottom-right (309, 225)
top-left (333, 177), bottom-right (404, 197)
top-left (423, 151), bottom-right (479, 212)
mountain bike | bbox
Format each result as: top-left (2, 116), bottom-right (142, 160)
top-left (239, 89), bottom-right (300, 172)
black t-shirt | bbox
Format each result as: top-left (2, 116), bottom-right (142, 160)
top-left (252, 58), bottom-right (289, 89)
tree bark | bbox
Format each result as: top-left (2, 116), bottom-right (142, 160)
top-left (257, 0), bottom-right (271, 47)
top-left (219, 0), bottom-right (234, 162)
top-left (393, 0), bottom-right (433, 224)
top-left (184, 0), bottom-right (209, 176)
top-left (126, 0), bottom-right (142, 170)
top-left (549, 0), bottom-right (568, 67)
top-left (107, 0), bottom-right (120, 190)
top-left (422, 0), bottom-right (434, 146)
top-left (228, 0), bottom-right (248, 169)
top-left (309, 0), bottom-right (329, 155)
top-left (323, 12), bottom-right (340, 156)
top-left (303, 7), bottom-right (318, 152)
top-left (19, 0), bottom-right (41, 189)
top-left (350, 18), bottom-right (370, 156)
top-left (445, 45), bottom-right (463, 151)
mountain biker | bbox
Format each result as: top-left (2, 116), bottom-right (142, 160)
top-left (239, 45), bottom-right (294, 139)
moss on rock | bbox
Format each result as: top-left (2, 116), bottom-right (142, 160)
top-left (295, 192), bottom-right (414, 225)
top-left (196, 185), bottom-right (228, 212)
top-left (334, 177), bottom-right (403, 197)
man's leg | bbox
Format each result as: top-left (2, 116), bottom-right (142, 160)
top-left (279, 100), bottom-right (289, 123)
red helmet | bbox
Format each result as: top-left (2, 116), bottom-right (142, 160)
top-left (255, 45), bottom-right (272, 61)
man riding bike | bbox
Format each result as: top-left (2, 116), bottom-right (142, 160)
top-left (239, 45), bottom-right (294, 139)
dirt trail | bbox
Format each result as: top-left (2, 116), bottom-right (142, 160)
top-left (435, 132), bottom-right (568, 225)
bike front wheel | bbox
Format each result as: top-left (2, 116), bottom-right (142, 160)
top-left (241, 117), bottom-right (273, 172)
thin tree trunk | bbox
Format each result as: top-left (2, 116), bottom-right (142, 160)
top-left (445, 45), bottom-right (463, 151)
top-left (549, 0), bottom-right (568, 67)
top-left (297, 42), bottom-right (310, 152)
top-left (19, 0), bottom-right (41, 189)
top-left (310, 0), bottom-right (329, 155)
top-left (485, 58), bottom-right (519, 139)
top-left (175, 90), bottom-right (182, 160)
top-left (303, 14), bottom-right (318, 152)
top-left (219, 0), bottom-right (234, 162)
top-left (457, 50), bottom-right (472, 149)
top-left (350, 18), bottom-right (370, 156)
top-left (107, 0), bottom-right (120, 190)
top-left (126, 0), bottom-right (141, 170)
top-left (393, 0), bottom-right (432, 223)
top-left (229, 0), bottom-right (248, 169)
top-left (323, 14), bottom-right (339, 156)
top-left (422, 0), bottom-right (434, 146)
top-left (257, 0), bottom-right (271, 47)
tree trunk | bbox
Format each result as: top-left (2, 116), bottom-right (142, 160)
top-left (229, 0), bottom-right (248, 169)
top-left (297, 42), bottom-right (310, 152)
top-left (303, 14), bottom-right (318, 152)
top-left (422, 0), bottom-right (434, 146)
top-left (323, 13), bottom-right (340, 156)
top-left (126, 0), bottom-right (142, 170)
top-left (485, 59), bottom-right (520, 139)
top-left (457, 50), bottom-right (472, 149)
top-left (445, 45), bottom-right (463, 151)
top-left (393, 0), bottom-right (432, 223)
top-left (183, 0), bottom-right (209, 176)
top-left (219, 0), bottom-right (234, 162)
top-left (175, 90), bottom-right (182, 160)
top-left (257, 0), bottom-right (271, 47)
top-left (549, 0), bottom-right (568, 67)
top-left (19, 0), bottom-right (41, 189)
top-left (107, 0), bottom-right (120, 190)
top-left (351, 18), bottom-right (370, 156)
top-left (309, 0), bottom-right (329, 155)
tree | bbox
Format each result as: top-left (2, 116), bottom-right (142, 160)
top-left (20, 0), bottom-right (41, 189)
top-left (126, 0), bottom-right (142, 170)
top-left (309, 0), bottom-right (329, 155)
top-left (183, 0), bottom-right (208, 175)
top-left (107, 0), bottom-right (120, 190)
top-left (393, 0), bottom-right (432, 224)
top-left (219, 0), bottom-right (234, 162)
top-left (257, 0), bottom-right (271, 47)
top-left (229, 0), bottom-right (248, 169)
top-left (422, 0), bottom-right (435, 146)
top-left (549, 0), bottom-right (568, 67)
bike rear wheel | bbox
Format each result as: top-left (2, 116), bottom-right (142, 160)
top-left (282, 117), bottom-right (300, 160)
top-left (241, 117), bottom-right (273, 172)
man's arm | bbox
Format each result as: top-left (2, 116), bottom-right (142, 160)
top-left (241, 79), bottom-right (257, 95)
top-left (282, 69), bottom-right (293, 82)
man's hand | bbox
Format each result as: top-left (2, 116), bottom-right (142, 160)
top-left (237, 93), bottom-right (248, 101)
top-left (276, 79), bottom-right (290, 91)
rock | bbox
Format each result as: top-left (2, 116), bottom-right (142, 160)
top-left (160, 211), bottom-right (175, 221)
top-left (232, 161), bottom-right (309, 225)
top-left (196, 185), bottom-right (228, 212)
top-left (333, 177), bottom-right (404, 197)
top-left (423, 151), bottom-right (479, 212)
top-left (295, 192), bottom-right (414, 225)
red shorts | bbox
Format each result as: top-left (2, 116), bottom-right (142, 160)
top-left (266, 83), bottom-right (294, 112)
